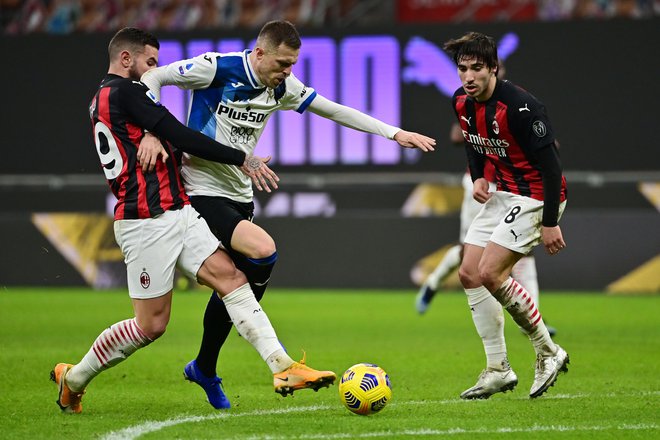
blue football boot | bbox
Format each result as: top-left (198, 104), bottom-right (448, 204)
top-left (183, 359), bottom-right (231, 409)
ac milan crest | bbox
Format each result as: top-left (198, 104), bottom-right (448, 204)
top-left (140, 270), bottom-right (151, 289)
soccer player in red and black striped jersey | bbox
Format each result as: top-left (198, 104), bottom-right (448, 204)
top-left (443, 32), bottom-right (569, 400)
top-left (49, 27), bottom-right (335, 414)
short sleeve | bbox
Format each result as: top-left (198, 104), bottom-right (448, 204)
top-left (160, 52), bottom-right (219, 90)
top-left (281, 73), bottom-right (317, 113)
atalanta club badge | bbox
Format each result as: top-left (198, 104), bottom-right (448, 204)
top-left (140, 270), bottom-right (151, 289)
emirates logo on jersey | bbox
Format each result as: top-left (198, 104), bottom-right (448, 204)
top-left (140, 270), bottom-right (151, 289)
top-left (492, 120), bottom-right (500, 135)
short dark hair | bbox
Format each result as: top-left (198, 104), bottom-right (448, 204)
top-left (257, 20), bottom-right (301, 51)
top-left (443, 32), bottom-right (498, 71)
top-left (108, 27), bottom-right (160, 61)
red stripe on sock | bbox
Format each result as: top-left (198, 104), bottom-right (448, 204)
top-left (532, 314), bottom-right (543, 326)
top-left (107, 330), bottom-right (120, 349)
top-left (103, 333), bottom-right (117, 352)
top-left (93, 344), bottom-right (108, 366)
top-left (131, 319), bottom-right (149, 341)
top-left (122, 321), bottom-right (137, 342)
top-left (117, 322), bottom-right (130, 344)
top-left (97, 336), bottom-right (111, 357)
top-left (126, 320), bottom-right (140, 342)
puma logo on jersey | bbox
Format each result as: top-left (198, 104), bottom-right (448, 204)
top-left (461, 116), bottom-right (472, 126)
top-left (510, 229), bottom-right (521, 241)
top-left (232, 82), bottom-right (244, 88)
top-left (519, 103), bottom-right (530, 112)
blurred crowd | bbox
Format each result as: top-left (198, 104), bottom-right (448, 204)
top-left (1, 0), bottom-right (388, 33)
top-left (539, 0), bottom-right (657, 19)
top-left (1, 0), bottom-right (657, 34)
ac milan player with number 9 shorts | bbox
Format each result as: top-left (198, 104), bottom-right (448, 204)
top-left (50, 27), bottom-right (336, 414)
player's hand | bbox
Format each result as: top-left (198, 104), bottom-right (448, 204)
top-left (138, 132), bottom-right (169, 172)
top-left (240, 155), bottom-right (279, 193)
top-left (542, 225), bottom-right (566, 256)
top-left (472, 178), bottom-right (492, 203)
top-left (393, 130), bottom-right (436, 152)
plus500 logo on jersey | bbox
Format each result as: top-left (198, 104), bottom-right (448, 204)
top-left (217, 104), bottom-right (267, 123)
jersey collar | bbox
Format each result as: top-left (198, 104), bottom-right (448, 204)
top-left (243, 50), bottom-right (265, 89)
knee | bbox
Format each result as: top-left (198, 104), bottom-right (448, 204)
top-left (478, 266), bottom-right (503, 292)
top-left (458, 263), bottom-right (479, 288)
top-left (210, 262), bottom-right (247, 285)
top-left (141, 321), bottom-right (167, 340)
top-left (248, 240), bottom-right (277, 260)
top-left (198, 253), bottom-right (248, 294)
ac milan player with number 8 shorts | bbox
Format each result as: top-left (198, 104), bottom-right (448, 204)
top-left (443, 31), bottom-right (569, 400)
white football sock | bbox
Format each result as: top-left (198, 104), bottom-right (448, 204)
top-left (494, 277), bottom-right (555, 356)
top-left (66, 318), bottom-right (152, 391)
top-left (426, 244), bottom-right (462, 290)
top-left (465, 286), bottom-right (509, 371)
top-left (223, 283), bottom-right (293, 373)
top-left (511, 255), bottom-right (539, 306)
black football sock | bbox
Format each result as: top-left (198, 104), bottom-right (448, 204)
top-left (195, 291), bottom-right (232, 378)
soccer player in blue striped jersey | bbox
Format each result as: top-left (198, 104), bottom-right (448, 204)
top-left (140, 20), bottom-right (436, 409)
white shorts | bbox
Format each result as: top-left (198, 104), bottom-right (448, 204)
top-left (113, 205), bottom-right (221, 299)
top-left (459, 173), bottom-right (497, 243)
top-left (464, 191), bottom-right (567, 255)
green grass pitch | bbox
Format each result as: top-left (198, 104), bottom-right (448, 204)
top-left (0, 288), bottom-right (658, 439)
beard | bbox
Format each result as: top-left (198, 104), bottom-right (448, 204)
top-left (128, 62), bottom-right (142, 81)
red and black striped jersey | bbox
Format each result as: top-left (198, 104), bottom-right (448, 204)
top-left (452, 79), bottom-right (567, 203)
top-left (89, 74), bottom-right (189, 220)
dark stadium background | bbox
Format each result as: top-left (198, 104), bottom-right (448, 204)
top-left (1, 14), bottom-right (658, 290)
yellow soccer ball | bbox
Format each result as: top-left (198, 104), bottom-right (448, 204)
top-left (338, 363), bottom-right (392, 415)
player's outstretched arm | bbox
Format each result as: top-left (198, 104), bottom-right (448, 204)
top-left (149, 113), bottom-right (245, 166)
top-left (308, 95), bottom-right (435, 151)
top-left (393, 130), bottom-right (436, 152)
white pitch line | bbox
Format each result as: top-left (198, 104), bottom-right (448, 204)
top-left (100, 405), bottom-right (333, 440)
top-left (240, 424), bottom-right (657, 439)
top-left (100, 391), bottom-right (660, 440)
